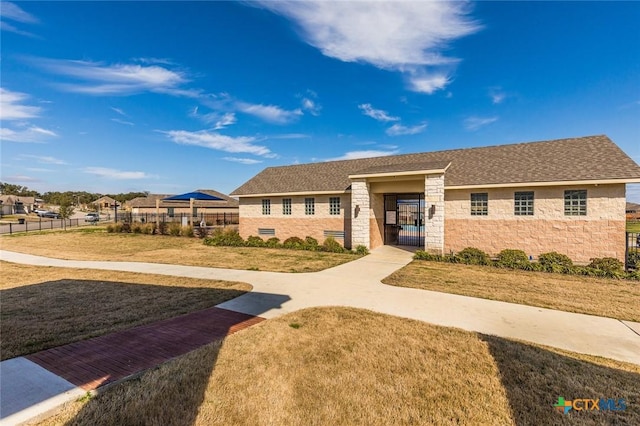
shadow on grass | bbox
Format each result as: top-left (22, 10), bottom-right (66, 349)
top-left (1, 279), bottom-right (250, 360)
top-left (480, 334), bottom-right (640, 425)
top-left (59, 292), bottom-right (288, 426)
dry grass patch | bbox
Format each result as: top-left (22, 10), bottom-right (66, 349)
top-left (0, 230), bottom-right (359, 272)
top-left (39, 307), bottom-right (639, 426)
top-left (1, 261), bottom-right (250, 360)
top-left (383, 261), bottom-right (640, 321)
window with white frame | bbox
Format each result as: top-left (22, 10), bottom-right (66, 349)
top-left (282, 198), bottom-right (292, 215)
top-left (470, 193), bottom-right (488, 216)
top-left (564, 190), bottom-right (587, 216)
top-left (514, 191), bottom-right (534, 216)
top-left (329, 197), bottom-right (341, 215)
top-left (305, 197), bottom-right (315, 215)
top-left (262, 199), bottom-right (271, 215)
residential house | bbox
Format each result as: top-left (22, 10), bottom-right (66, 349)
top-left (0, 195), bottom-right (37, 215)
top-left (231, 135), bottom-right (640, 263)
top-left (627, 202), bottom-right (640, 220)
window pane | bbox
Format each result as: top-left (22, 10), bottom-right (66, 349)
top-left (329, 197), bottom-right (340, 215)
top-left (262, 199), bottom-right (270, 215)
top-left (470, 193), bottom-right (488, 216)
top-left (564, 190), bottom-right (587, 216)
top-left (305, 198), bottom-right (315, 215)
top-left (282, 198), bottom-right (291, 215)
top-left (514, 191), bottom-right (534, 216)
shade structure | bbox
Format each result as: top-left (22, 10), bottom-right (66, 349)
top-left (162, 191), bottom-right (223, 201)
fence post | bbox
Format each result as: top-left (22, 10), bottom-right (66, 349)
top-left (9, 223), bottom-right (12, 235)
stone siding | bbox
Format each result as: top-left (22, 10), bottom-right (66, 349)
top-left (351, 179), bottom-right (370, 248)
top-left (444, 184), bottom-right (627, 262)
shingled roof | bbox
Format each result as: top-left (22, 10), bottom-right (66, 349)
top-left (231, 135), bottom-right (640, 196)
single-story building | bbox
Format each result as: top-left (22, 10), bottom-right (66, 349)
top-left (93, 196), bottom-right (120, 210)
top-left (127, 189), bottom-right (238, 220)
top-left (231, 135), bottom-right (640, 263)
top-left (627, 202), bottom-right (640, 220)
top-left (0, 195), bottom-right (37, 215)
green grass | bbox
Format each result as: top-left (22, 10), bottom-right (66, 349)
top-left (627, 221), bottom-right (640, 233)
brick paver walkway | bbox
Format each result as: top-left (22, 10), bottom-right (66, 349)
top-left (26, 307), bottom-right (264, 390)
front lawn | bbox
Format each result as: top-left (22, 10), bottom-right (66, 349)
top-left (627, 221), bottom-right (640, 233)
top-left (39, 308), bottom-right (639, 426)
top-left (0, 230), bottom-right (361, 272)
top-left (383, 261), bottom-right (640, 321)
top-left (0, 261), bottom-right (251, 360)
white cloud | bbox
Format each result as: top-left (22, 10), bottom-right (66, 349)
top-left (162, 129), bottom-right (273, 157)
top-left (464, 116), bottom-right (498, 131)
top-left (212, 112), bottom-right (236, 130)
top-left (0, 2), bottom-right (38, 24)
top-left (0, 126), bottom-right (57, 143)
top-left (110, 107), bottom-right (127, 116)
top-left (301, 97), bottom-right (321, 116)
top-left (0, 88), bottom-right (41, 120)
top-left (1, 174), bottom-right (41, 183)
top-left (257, 1), bottom-right (479, 94)
top-left (20, 155), bottom-right (67, 165)
top-left (409, 73), bottom-right (450, 94)
top-left (358, 103), bottom-right (399, 122)
top-left (327, 149), bottom-right (399, 161)
top-left (489, 87), bottom-right (506, 104)
top-left (386, 123), bottom-right (428, 136)
top-left (83, 167), bottom-right (153, 180)
top-left (111, 118), bottom-right (135, 126)
top-left (38, 58), bottom-right (188, 96)
top-left (222, 157), bottom-right (263, 165)
top-left (237, 102), bottom-right (302, 124)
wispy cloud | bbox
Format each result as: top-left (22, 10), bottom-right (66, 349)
top-left (327, 149), bottom-right (399, 161)
top-left (162, 129), bottom-right (273, 157)
top-left (301, 97), bottom-right (321, 116)
top-left (0, 2), bottom-right (38, 37)
top-left (257, 1), bottom-right (479, 94)
top-left (1, 174), bottom-right (41, 183)
top-left (489, 87), bottom-right (506, 104)
top-left (190, 107), bottom-right (237, 129)
top-left (0, 125), bottom-right (58, 143)
top-left (26, 167), bottom-right (54, 173)
top-left (110, 107), bottom-right (127, 116)
top-left (386, 123), bottom-right (428, 136)
top-left (83, 167), bottom-right (154, 180)
top-left (464, 116), bottom-right (498, 131)
top-left (0, 88), bottom-right (41, 120)
top-left (111, 118), bottom-right (135, 126)
top-left (237, 102), bottom-right (302, 125)
top-left (20, 154), bottom-right (67, 165)
top-left (222, 157), bottom-right (263, 165)
top-left (358, 103), bottom-right (399, 122)
top-left (264, 133), bottom-right (309, 140)
top-left (37, 58), bottom-right (189, 96)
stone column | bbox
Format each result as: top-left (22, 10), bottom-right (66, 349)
top-left (351, 178), bottom-right (370, 248)
top-left (425, 174), bottom-right (445, 254)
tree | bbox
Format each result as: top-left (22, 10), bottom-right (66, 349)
top-left (58, 202), bottom-right (75, 230)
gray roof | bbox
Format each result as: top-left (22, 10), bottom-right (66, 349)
top-left (231, 135), bottom-right (640, 196)
top-left (127, 189), bottom-right (238, 208)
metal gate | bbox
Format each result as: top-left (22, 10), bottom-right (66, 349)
top-left (384, 194), bottom-right (424, 246)
top-left (626, 232), bottom-right (639, 270)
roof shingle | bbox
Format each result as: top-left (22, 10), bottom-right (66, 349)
top-left (231, 135), bottom-right (640, 196)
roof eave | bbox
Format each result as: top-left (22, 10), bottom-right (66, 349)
top-left (446, 177), bottom-right (640, 190)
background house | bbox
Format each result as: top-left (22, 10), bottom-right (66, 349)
top-left (232, 135), bottom-right (640, 263)
top-left (627, 202), bottom-right (640, 220)
top-left (0, 195), bottom-right (37, 215)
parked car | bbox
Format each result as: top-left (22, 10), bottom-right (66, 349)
top-left (35, 209), bottom-right (49, 217)
top-left (41, 211), bottom-right (60, 219)
top-left (85, 213), bottom-right (100, 222)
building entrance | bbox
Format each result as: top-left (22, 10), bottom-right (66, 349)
top-left (383, 194), bottom-right (425, 246)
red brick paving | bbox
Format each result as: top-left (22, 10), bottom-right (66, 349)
top-left (26, 307), bottom-right (264, 390)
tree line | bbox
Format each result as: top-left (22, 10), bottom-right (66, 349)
top-left (0, 182), bottom-right (149, 206)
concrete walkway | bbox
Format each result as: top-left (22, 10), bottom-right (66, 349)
top-left (1, 247), bottom-right (640, 424)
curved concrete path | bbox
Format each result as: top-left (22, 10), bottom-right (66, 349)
top-left (1, 247), bottom-right (640, 424)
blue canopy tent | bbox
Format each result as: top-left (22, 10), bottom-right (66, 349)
top-left (162, 191), bottom-right (223, 225)
top-left (162, 191), bottom-right (223, 201)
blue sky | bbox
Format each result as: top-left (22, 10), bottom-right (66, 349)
top-left (1, 1), bottom-right (639, 200)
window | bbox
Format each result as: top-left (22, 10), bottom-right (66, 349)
top-left (564, 190), bottom-right (587, 216)
top-left (262, 199), bottom-right (271, 215)
top-left (514, 191), bottom-right (534, 216)
top-left (282, 198), bottom-right (292, 215)
top-left (470, 193), bottom-right (488, 216)
top-left (167, 207), bottom-right (174, 217)
top-left (305, 197), bottom-right (315, 215)
top-left (329, 197), bottom-right (341, 215)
